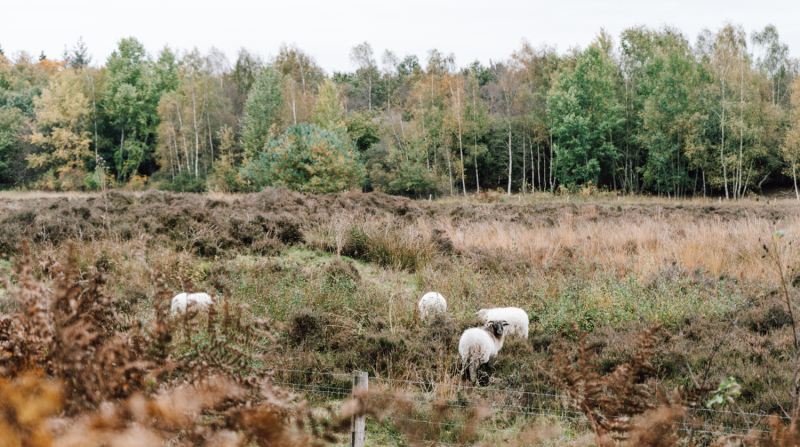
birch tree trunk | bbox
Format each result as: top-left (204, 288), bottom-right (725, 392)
top-left (507, 117), bottom-right (512, 195)
top-left (521, 135), bottom-right (526, 194)
top-left (794, 163), bottom-right (800, 202)
top-left (445, 141), bottom-right (453, 196)
top-left (721, 77), bottom-right (729, 200)
top-left (549, 132), bottom-right (554, 191)
top-left (472, 84), bottom-right (479, 193)
top-left (448, 73), bottom-right (467, 197)
top-left (419, 93), bottom-right (430, 170)
top-left (176, 105), bottom-right (191, 173)
top-left (207, 108), bottom-right (214, 168)
top-left (736, 64), bottom-right (745, 200)
top-left (192, 89), bottom-right (200, 178)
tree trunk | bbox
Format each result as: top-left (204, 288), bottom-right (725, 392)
top-left (532, 142), bottom-right (537, 193)
top-left (419, 94), bottom-right (430, 171)
top-left (84, 68), bottom-right (99, 165)
top-left (170, 123), bottom-right (181, 175)
top-left (721, 77), bottom-right (729, 200)
top-left (472, 85), bottom-right (479, 193)
top-left (453, 76), bottom-right (466, 198)
top-left (119, 127), bottom-right (125, 181)
top-left (702, 168), bottom-right (706, 199)
top-left (207, 108), bottom-right (214, 167)
top-left (737, 64), bottom-right (745, 200)
top-left (507, 118), bottom-right (512, 195)
top-left (291, 87), bottom-right (298, 125)
top-left (176, 105), bottom-right (191, 173)
top-left (521, 135), bottom-right (526, 194)
top-left (794, 163), bottom-right (800, 202)
top-left (445, 141), bottom-right (453, 196)
top-left (549, 132), bottom-right (554, 191)
top-left (192, 89), bottom-right (200, 178)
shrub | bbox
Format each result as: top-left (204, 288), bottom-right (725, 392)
top-left (241, 123), bottom-right (365, 194)
top-left (125, 174), bottom-right (148, 190)
top-left (158, 171), bottom-right (207, 193)
top-left (369, 161), bottom-right (440, 196)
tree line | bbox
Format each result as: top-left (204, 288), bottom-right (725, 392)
top-left (1, 22), bottom-right (800, 198)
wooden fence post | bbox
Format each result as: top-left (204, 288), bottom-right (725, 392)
top-left (351, 371), bottom-right (368, 447)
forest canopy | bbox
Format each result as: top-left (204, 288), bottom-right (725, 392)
top-left (1, 23), bottom-right (799, 198)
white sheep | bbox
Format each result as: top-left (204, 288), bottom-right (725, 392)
top-left (171, 292), bottom-right (214, 314)
top-left (417, 292), bottom-right (447, 320)
top-left (476, 307), bottom-right (529, 339)
top-left (458, 320), bottom-right (508, 383)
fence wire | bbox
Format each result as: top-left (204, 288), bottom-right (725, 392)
top-left (270, 368), bottom-right (781, 446)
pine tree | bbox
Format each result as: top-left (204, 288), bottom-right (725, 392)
top-left (65, 37), bottom-right (91, 68)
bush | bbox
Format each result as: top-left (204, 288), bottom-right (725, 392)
top-left (370, 161), bottom-right (440, 196)
top-left (158, 171), bottom-right (207, 193)
top-left (83, 169), bottom-right (102, 190)
top-left (125, 174), bottom-right (148, 190)
top-left (241, 123), bottom-right (365, 194)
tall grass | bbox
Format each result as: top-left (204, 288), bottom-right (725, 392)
top-left (305, 212), bottom-right (435, 272)
top-left (436, 211), bottom-right (800, 283)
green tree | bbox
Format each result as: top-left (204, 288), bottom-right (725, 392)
top-left (312, 79), bottom-right (346, 131)
top-left (63, 36), bottom-right (92, 69)
top-left (104, 38), bottom-right (163, 183)
top-left (547, 43), bottom-right (623, 187)
top-left (0, 106), bottom-right (23, 182)
top-left (782, 77), bottom-right (800, 201)
top-left (241, 123), bottom-right (364, 193)
top-left (463, 70), bottom-right (490, 193)
top-left (240, 66), bottom-right (283, 157)
top-left (350, 42), bottom-right (381, 111)
top-left (155, 48), bottom-right (231, 181)
top-left (696, 24), bottom-right (747, 199)
top-left (638, 31), bottom-right (702, 197)
top-left (345, 110), bottom-right (380, 152)
top-left (752, 25), bottom-right (791, 107)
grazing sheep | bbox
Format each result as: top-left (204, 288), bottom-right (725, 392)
top-left (417, 292), bottom-right (447, 320)
top-left (476, 307), bottom-right (529, 339)
top-left (458, 320), bottom-right (508, 383)
top-left (171, 292), bottom-right (213, 314)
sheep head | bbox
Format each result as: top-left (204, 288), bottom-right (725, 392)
top-left (486, 320), bottom-right (508, 339)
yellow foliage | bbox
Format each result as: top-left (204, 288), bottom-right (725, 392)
top-left (125, 175), bottom-right (148, 191)
top-left (27, 70), bottom-right (92, 174)
top-left (37, 59), bottom-right (66, 73)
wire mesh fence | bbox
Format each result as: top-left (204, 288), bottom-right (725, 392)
top-left (271, 368), bottom-right (782, 446)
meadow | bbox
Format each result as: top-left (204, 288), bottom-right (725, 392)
top-left (2, 188), bottom-right (800, 446)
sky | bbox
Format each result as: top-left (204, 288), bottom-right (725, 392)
top-left (2, 0), bottom-right (799, 73)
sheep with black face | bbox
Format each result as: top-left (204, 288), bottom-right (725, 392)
top-left (476, 307), bottom-right (529, 339)
top-left (458, 320), bottom-right (508, 383)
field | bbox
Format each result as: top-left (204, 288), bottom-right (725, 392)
top-left (2, 188), bottom-right (800, 446)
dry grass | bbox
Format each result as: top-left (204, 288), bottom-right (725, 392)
top-left (432, 189), bottom-right (799, 207)
top-left (0, 190), bottom-right (101, 201)
top-left (436, 211), bottom-right (800, 283)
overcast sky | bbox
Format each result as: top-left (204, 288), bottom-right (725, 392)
top-left (2, 0), bottom-right (799, 73)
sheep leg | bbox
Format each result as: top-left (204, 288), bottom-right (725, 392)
top-left (469, 361), bottom-right (478, 383)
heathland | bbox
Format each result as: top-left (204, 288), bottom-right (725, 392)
top-left (2, 189), bottom-right (800, 446)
